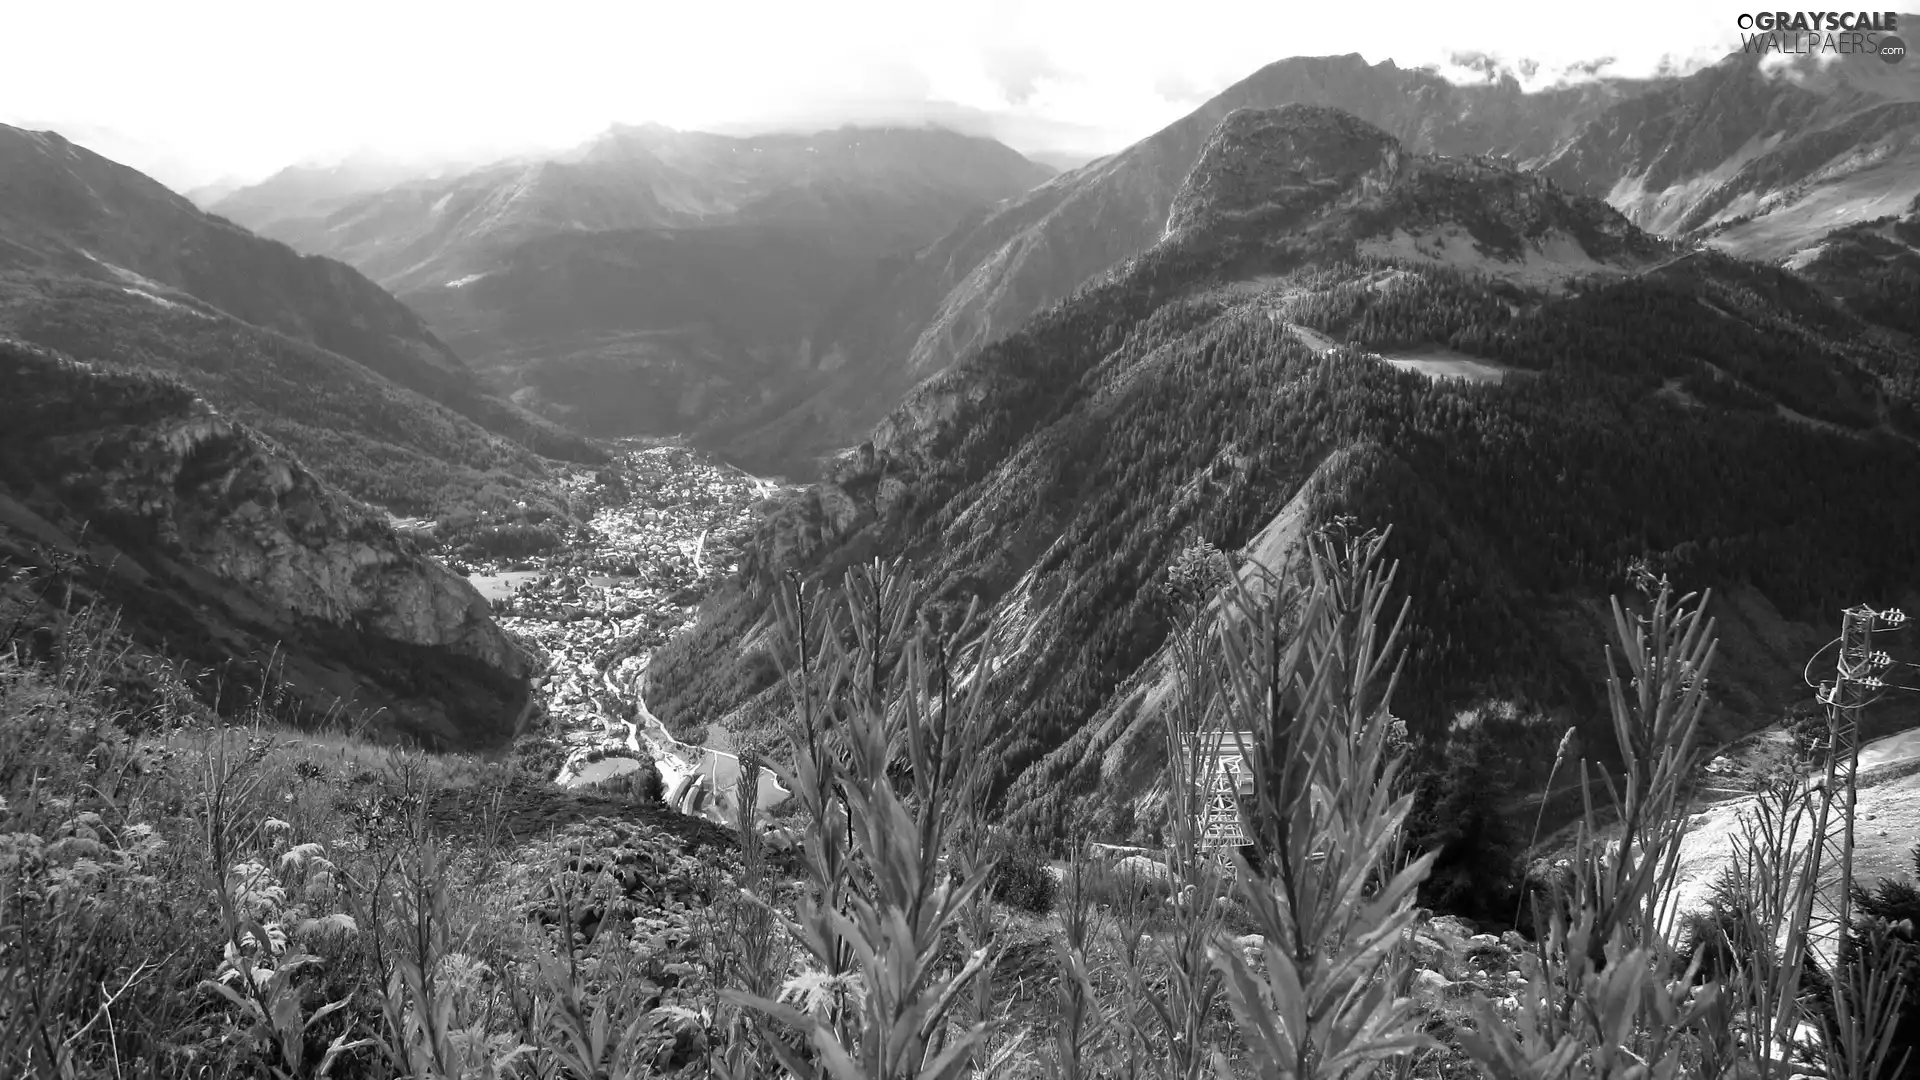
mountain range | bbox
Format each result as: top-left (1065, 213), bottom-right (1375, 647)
top-left (0, 124), bottom-right (603, 512)
top-left (0, 124), bottom-right (583, 748)
top-left (9, 29), bottom-right (1920, 826)
top-left (705, 41), bottom-right (1920, 471)
top-left (212, 124), bottom-right (1053, 440)
top-left (204, 40), bottom-right (1919, 479)
top-left (647, 98), bottom-right (1920, 845)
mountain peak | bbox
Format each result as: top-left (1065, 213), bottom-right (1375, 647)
top-left (1165, 105), bottom-right (1405, 239)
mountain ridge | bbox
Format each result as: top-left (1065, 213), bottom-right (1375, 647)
top-left (710, 53), bottom-right (1667, 471)
top-left (0, 123), bottom-right (601, 523)
top-left (0, 122), bottom-right (600, 469)
top-left (649, 104), bottom-right (1920, 842)
top-left (711, 40), bottom-right (1920, 473)
top-left (216, 123), bottom-right (1054, 441)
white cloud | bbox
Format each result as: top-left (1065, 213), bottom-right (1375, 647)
top-left (1, 0), bottom-right (1754, 189)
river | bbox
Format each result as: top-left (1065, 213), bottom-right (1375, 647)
top-left (605, 657), bottom-right (791, 824)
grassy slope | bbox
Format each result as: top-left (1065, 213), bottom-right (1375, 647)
top-left (0, 275), bottom-right (568, 521)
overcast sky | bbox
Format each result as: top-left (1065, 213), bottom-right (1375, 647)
top-left (4, 0), bottom-right (1751, 191)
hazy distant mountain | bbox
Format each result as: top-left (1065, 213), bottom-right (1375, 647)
top-left (652, 104), bottom-right (1920, 841)
top-left (0, 123), bottom-right (600, 517)
top-left (713, 53), bottom-right (1661, 470)
top-left (206, 151), bottom-right (486, 231)
top-left (1020, 149), bottom-right (1104, 172)
top-left (221, 124), bottom-right (1052, 437)
top-left (186, 176), bottom-right (249, 207)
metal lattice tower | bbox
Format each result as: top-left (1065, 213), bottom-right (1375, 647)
top-left (1187, 729), bottom-right (1254, 870)
top-left (1798, 604), bottom-right (1902, 959)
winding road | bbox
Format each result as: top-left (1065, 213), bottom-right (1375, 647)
top-left (588, 657), bottom-right (790, 826)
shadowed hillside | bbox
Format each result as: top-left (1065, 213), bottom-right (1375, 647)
top-left (0, 338), bottom-right (535, 749)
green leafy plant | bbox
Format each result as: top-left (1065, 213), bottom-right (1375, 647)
top-left (1203, 523), bottom-right (1438, 1080)
top-left (724, 561), bottom-right (1003, 1080)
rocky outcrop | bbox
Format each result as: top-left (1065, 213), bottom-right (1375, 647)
top-left (0, 337), bottom-right (533, 748)
top-left (1165, 105), bottom-right (1405, 240)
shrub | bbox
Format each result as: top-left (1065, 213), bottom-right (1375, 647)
top-left (1673, 867), bottom-right (1777, 985)
top-left (592, 758), bottom-right (665, 805)
top-left (1830, 845), bottom-right (1920, 1079)
top-left (988, 843), bottom-right (1057, 915)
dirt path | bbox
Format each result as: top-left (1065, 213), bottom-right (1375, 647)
top-left (1666, 725), bottom-right (1920, 962)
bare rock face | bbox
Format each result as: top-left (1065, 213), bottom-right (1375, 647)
top-left (0, 338), bottom-right (533, 748)
top-left (130, 414), bottom-right (525, 678)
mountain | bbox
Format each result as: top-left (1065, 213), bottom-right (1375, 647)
top-left (717, 39), bottom-right (1920, 473)
top-left (226, 124), bottom-right (1053, 438)
top-left (648, 105), bottom-right (1920, 842)
top-left (0, 123), bottom-right (600, 519)
top-left (205, 151), bottom-right (476, 230)
top-left (1789, 194), bottom-right (1920, 345)
top-left (1540, 26), bottom-right (1920, 260)
top-left (0, 338), bottom-right (534, 749)
top-left (712, 53), bottom-right (1662, 470)
top-left (185, 176), bottom-right (249, 208)
top-left (1025, 149), bottom-right (1105, 172)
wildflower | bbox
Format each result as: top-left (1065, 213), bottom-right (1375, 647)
top-left (779, 968), bottom-right (868, 1019)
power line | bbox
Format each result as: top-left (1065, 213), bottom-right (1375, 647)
top-left (1790, 605), bottom-right (1908, 964)
top-left (1803, 636), bottom-right (1842, 689)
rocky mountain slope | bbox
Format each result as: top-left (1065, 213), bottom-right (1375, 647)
top-left (224, 124), bottom-right (1053, 438)
top-left (0, 124), bottom-right (601, 521)
top-left (0, 338), bottom-right (534, 749)
top-left (1541, 28), bottom-right (1920, 260)
top-left (649, 105), bottom-right (1920, 842)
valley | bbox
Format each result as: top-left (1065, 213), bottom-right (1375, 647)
top-left (449, 439), bottom-right (790, 824)
top-left (13, 20), bottom-right (1920, 1077)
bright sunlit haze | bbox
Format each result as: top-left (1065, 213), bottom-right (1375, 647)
top-left (5, 0), bottom-right (1745, 191)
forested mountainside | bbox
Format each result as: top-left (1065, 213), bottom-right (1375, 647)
top-left (0, 124), bottom-right (596, 467)
top-left (0, 124), bottom-right (603, 528)
top-left (1790, 195), bottom-right (1920, 341)
top-left (716, 35), bottom-right (1920, 472)
top-left (0, 339), bottom-right (534, 749)
top-left (715, 53), bottom-right (1659, 470)
top-left (220, 124), bottom-right (1053, 439)
top-left (650, 105), bottom-right (1920, 842)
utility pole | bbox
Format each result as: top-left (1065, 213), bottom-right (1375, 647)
top-left (1799, 605), bottom-right (1904, 960)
